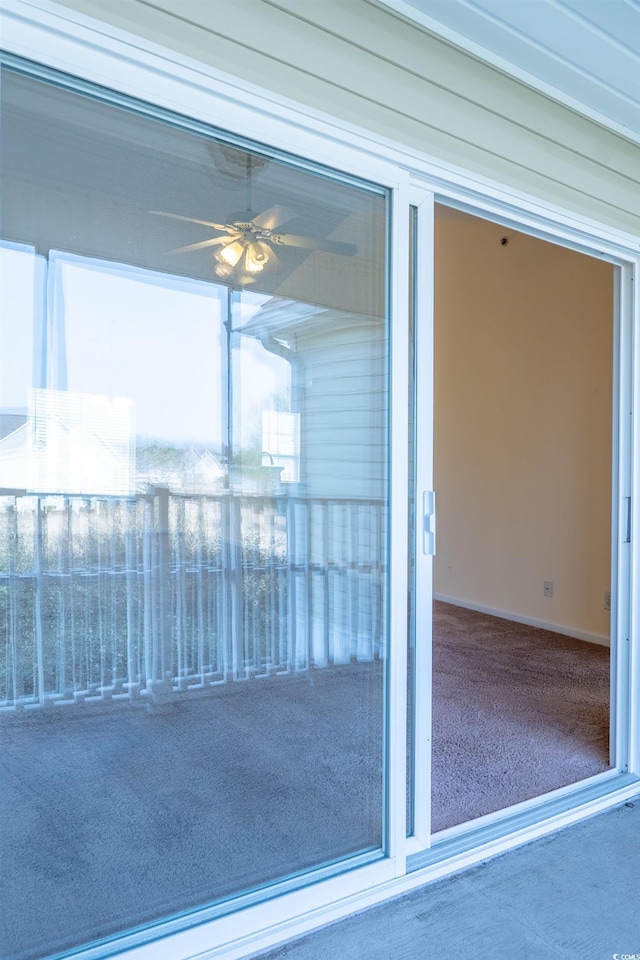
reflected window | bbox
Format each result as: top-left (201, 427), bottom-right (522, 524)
top-left (262, 410), bottom-right (300, 482)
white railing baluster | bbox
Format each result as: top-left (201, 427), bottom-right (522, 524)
top-left (0, 491), bottom-right (385, 711)
top-left (33, 499), bottom-right (45, 707)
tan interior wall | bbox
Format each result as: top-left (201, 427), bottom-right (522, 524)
top-left (433, 208), bottom-right (613, 640)
top-left (50, 0), bottom-right (640, 236)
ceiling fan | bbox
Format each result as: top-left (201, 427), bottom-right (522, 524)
top-left (150, 203), bottom-right (357, 284)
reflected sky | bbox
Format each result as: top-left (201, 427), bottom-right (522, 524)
top-left (55, 255), bottom-right (225, 447)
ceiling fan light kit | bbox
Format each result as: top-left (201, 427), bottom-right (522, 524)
top-left (213, 231), bottom-right (275, 280)
top-left (216, 239), bottom-right (245, 268)
top-left (244, 241), bottom-right (271, 273)
top-left (151, 201), bottom-right (356, 286)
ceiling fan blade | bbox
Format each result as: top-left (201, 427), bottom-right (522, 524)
top-left (169, 236), bottom-right (232, 255)
top-left (149, 210), bottom-right (230, 232)
top-left (252, 205), bottom-right (297, 231)
top-left (270, 234), bottom-right (357, 256)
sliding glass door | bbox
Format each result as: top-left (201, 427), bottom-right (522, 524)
top-left (0, 65), bottom-right (390, 960)
top-left (408, 198), bottom-right (627, 850)
top-left (2, 39), bottom-right (629, 960)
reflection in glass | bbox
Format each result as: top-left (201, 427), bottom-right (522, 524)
top-left (0, 242), bottom-right (44, 490)
top-left (28, 387), bottom-right (135, 496)
top-left (0, 66), bottom-right (388, 960)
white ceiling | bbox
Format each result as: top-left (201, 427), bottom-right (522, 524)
top-left (378, 0), bottom-right (640, 144)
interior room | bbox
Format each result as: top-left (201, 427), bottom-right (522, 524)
top-left (430, 204), bottom-right (614, 831)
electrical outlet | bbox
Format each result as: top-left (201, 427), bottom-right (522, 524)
top-left (604, 591), bottom-right (611, 611)
top-left (544, 580), bottom-right (553, 598)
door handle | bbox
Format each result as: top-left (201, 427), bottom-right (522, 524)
top-left (422, 490), bottom-right (436, 556)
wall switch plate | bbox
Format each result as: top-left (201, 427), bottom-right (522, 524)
top-left (604, 590), bottom-right (611, 611)
top-left (543, 580), bottom-right (554, 598)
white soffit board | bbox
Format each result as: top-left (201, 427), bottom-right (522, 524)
top-left (378, 0), bottom-right (640, 144)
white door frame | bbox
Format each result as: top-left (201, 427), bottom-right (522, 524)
top-left (612, 261), bottom-right (637, 773)
top-left (406, 192), bottom-right (639, 864)
top-left (407, 185), bottom-right (436, 850)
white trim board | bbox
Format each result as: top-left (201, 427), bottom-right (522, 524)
top-left (433, 593), bottom-right (610, 647)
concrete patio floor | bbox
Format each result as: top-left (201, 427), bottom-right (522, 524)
top-left (252, 798), bottom-right (640, 960)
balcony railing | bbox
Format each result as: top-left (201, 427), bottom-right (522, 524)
top-left (0, 489), bottom-right (387, 711)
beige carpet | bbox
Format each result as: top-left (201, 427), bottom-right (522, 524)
top-left (431, 601), bottom-right (611, 832)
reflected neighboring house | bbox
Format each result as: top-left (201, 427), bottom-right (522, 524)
top-left (0, 411), bottom-right (28, 489)
top-left (29, 389), bottom-right (135, 497)
top-left (0, 392), bottom-right (136, 497)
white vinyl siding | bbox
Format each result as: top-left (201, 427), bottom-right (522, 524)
top-left (52, 0), bottom-right (640, 235)
top-left (295, 316), bottom-right (387, 500)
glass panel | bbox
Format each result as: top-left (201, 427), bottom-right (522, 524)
top-left (0, 241), bottom-right (44, 490)
top-left (0, 66), bottom-right (388, 959)
top-left (407, 206), bottom-right (417, 835)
